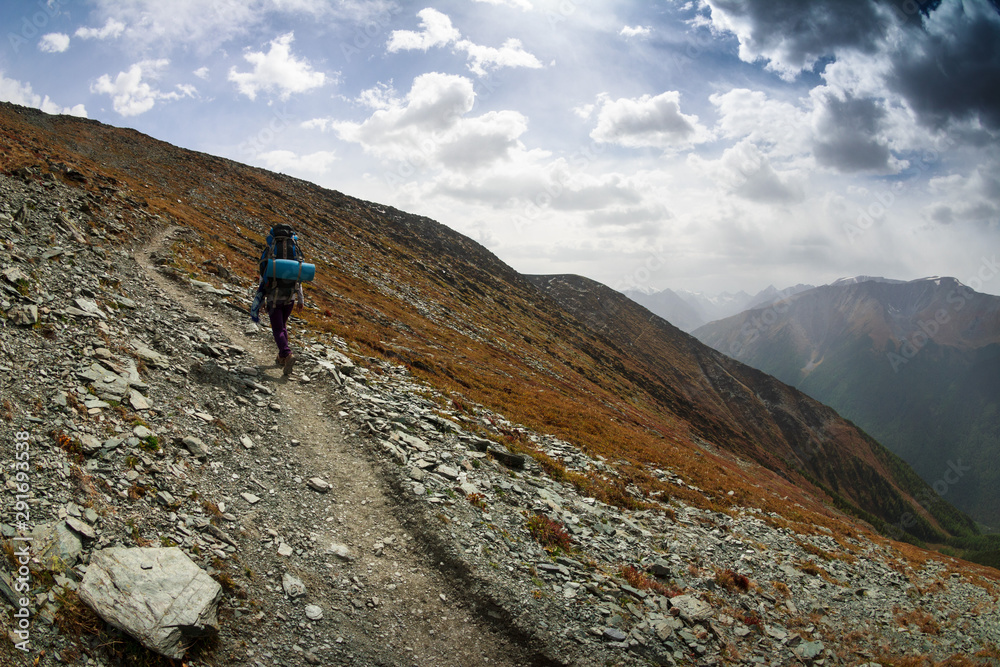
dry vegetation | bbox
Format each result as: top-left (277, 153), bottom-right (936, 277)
top-left (2, 103), bottom-right (998, 579)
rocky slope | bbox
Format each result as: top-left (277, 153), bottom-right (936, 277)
top-left (0, 104), bottom-right (998, 666)
top-left (528, 274), bottom-right (977, 545)
top-left (0, 101), bottom-right (977, 550)
top-left (693, 278), bottom-right (1000, 528)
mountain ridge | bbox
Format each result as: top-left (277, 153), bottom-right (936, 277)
top-left (694, 276), bottom-right (1000, 526)
top-left (625, 283), bottom-right (816, 332)
top-left (2, 102), bottom-right (1000, 664)
top-left (0, 100), bottom-right (980, 542)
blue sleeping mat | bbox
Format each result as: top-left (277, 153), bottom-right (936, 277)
top-left (265, 259), bottom-right (315, 282)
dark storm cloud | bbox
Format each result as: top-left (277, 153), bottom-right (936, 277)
top-left (813, 93), bottom-right (892, 172)
top-left (707, 0), bottom-right (889, 70)
top-left (708, 0), bottom-right (1000, 132)
top-left (888, 1), bottom-right (1000, 131)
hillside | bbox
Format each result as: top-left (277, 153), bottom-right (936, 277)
top-left (1, 103), bottom-right (999, 665)
top-left (529, 274), bottom-right (977, 542)
top-left (694, 278), bottom-right (1000, 528)
top-left (0, 101), bottom-right (976, 545)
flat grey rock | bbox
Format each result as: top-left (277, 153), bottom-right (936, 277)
top-left (78, 547), bottom-right (222, 659)
top-left (33, 521), bottom-right (83, 570)
top-left (307, 477), bottom-right (331, 493)
top-left (181, 436), bottom-right (209, 460)
top-left (669, 594), bottom-right (713, 623)
top-left (282, 572), bottom-right (306, 598)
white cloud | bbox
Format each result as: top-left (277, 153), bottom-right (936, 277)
top-left (91, 60), bottom-right (192, 116)
top-left (387, 8), bottom-right (542, 76)
top-left (457, 38), bottom-right (543, 76)
top-left (620, 25), bottom-right (652, 39)
top-left (356, 82), bottom-right (397, 110)
top-left (75, 18), bottom-right (126, 40)
top-left (711, 86), bottom-right (909, 175)
top-left (193, 67), bottom-right (210, 80)
top-left (86, 1), bottom-right (259, 52)
top-left (590, 91), bottom-right (712, 151)
top-left (85, 0), bottom-right (399, 55)
top-left (331, 73), bottom-right (526, 170)
top-left (925, 163), bottom-right (1000, 225)
top-left (471, 0), bottom-right (533, 9)
top-left (573, 103), bottom-right (595, 120)
top-left (228, 32), bottom-right (328, 101)
top-left (39, 33), bottom-right (70, 53)
top-left (710, 89), bottom-right (810, 153)
top-left (258, 149), bottom-right (337, 175)
top-left (689, 139), bottom-right (804, 203)
top-left (387, 8), bottom-right (460, 52)
top-left (0, 73), bottom-right (87, 117)
top-left (84, 0), bottom-right (396, 54)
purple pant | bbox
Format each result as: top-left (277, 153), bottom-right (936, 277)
top-left (268, 303), bottom-right (294, 358)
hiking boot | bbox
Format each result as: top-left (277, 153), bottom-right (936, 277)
top-left (282, 353), bottom-right (295, 377)
top-left (275, 354), bottom-right (285, 367)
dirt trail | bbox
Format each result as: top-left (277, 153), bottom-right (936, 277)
top-left (135, 226), bottom-right (533, 667)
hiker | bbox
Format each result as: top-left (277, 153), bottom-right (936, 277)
top-left (250, 224), bottom-right (305, 376)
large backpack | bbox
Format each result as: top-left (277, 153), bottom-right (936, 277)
top-left (260, 224), bottom-right (303, 306)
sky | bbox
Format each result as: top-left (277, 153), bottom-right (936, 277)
top-left (1, 0), bottom-right (999, 297)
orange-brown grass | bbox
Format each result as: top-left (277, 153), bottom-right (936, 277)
top-left (714, 568), bottom-right (752, 593)
top-left (201, 499), bottom-right (224, 520)
top-left (873, 651), bottom-right (989, 667)
top-left (976, 645), bottom-right (1000, 660)
top-left (795, 538), bottom-right (858, 564)
top-left (895, 608), bottom-right (942, 635)
top-left (54, 588), bottom-right (104, 640)
top-left (53, 431), bottom-right (83, 461)
top-left (526, 513), bottom-right (572, 552)
top-left (796, 560), bottom-right (843, 586)
top-left (619, 565), bottom-right (681, 598)
top-left (0, 106), bottom-right (973, 563)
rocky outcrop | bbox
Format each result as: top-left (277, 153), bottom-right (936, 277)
top-left (78, 547), bottom-right (222, 659)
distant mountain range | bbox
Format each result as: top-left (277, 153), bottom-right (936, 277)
top-left (624, 283), bottom-right (814, 332)
top-left (693, 277), bottom-right (1000, 528)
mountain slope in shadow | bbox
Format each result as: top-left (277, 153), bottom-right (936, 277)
top-left (694, 277), bottom-right (1000, 527)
